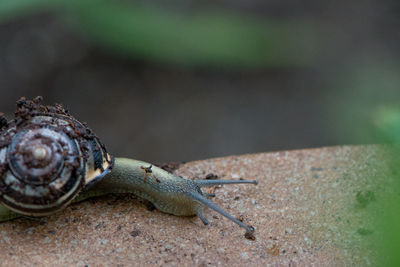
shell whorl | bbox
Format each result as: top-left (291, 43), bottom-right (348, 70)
top-left (0, 97), bottom-right (113, 216)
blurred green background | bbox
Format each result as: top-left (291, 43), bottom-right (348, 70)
top-left (1, 0), bottom-right (400, 265)
top-left (0, 0), bottom-right (398, 163)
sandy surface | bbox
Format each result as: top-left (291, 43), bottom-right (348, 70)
top-left (0, 145), bottom-right (389, 266)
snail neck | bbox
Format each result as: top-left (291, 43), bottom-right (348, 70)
top-left (88, 157), bottom-right (184, 192)
top-left (77, 158), bottom-right (198, 215)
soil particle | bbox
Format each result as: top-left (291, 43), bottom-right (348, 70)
top-left (205, 173), bottom-right (219, 179)
top-left (155, 162), bottom-right (183, 173)
top-left (130, 230), bottom-right (140, 237)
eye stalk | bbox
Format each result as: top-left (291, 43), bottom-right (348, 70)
top-left (191, 179), bottom-right (258, 233)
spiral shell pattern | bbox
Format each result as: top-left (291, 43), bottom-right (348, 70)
top-left (0, 97), bottom-right (113, 216)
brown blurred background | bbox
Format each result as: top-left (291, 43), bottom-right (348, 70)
top-left (0, 0), bottom-right (399, 162)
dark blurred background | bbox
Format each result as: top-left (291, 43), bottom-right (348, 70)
top-left (0, 0), bottom-right (399, 162)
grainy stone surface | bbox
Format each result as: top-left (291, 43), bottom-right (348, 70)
top-left (0, 145), bottom-right (390, 266)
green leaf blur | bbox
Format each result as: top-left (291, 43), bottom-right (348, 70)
top-left (373, 108), bottom-right (400, 266)
top-left (0, 0), bottom-right (319, 67)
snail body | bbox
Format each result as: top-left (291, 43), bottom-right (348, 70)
top-left (0, 97), bottom-right (257, 234)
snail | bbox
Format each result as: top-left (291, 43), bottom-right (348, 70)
top-left (0, 97), bottom-right (257, 234)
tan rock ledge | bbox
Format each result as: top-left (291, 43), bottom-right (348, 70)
top-left (0, 145), bottom-right (390, 266)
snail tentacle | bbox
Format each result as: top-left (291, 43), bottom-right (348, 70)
top-left (196, 208), bottom-right (209, 225)
top-left (188, 191), bottom-right (255, 233)
top-left (195, 179), bottom-right (258, 187)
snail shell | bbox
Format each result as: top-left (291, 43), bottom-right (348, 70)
top-left (0, 97), bottom-right (113, 216)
